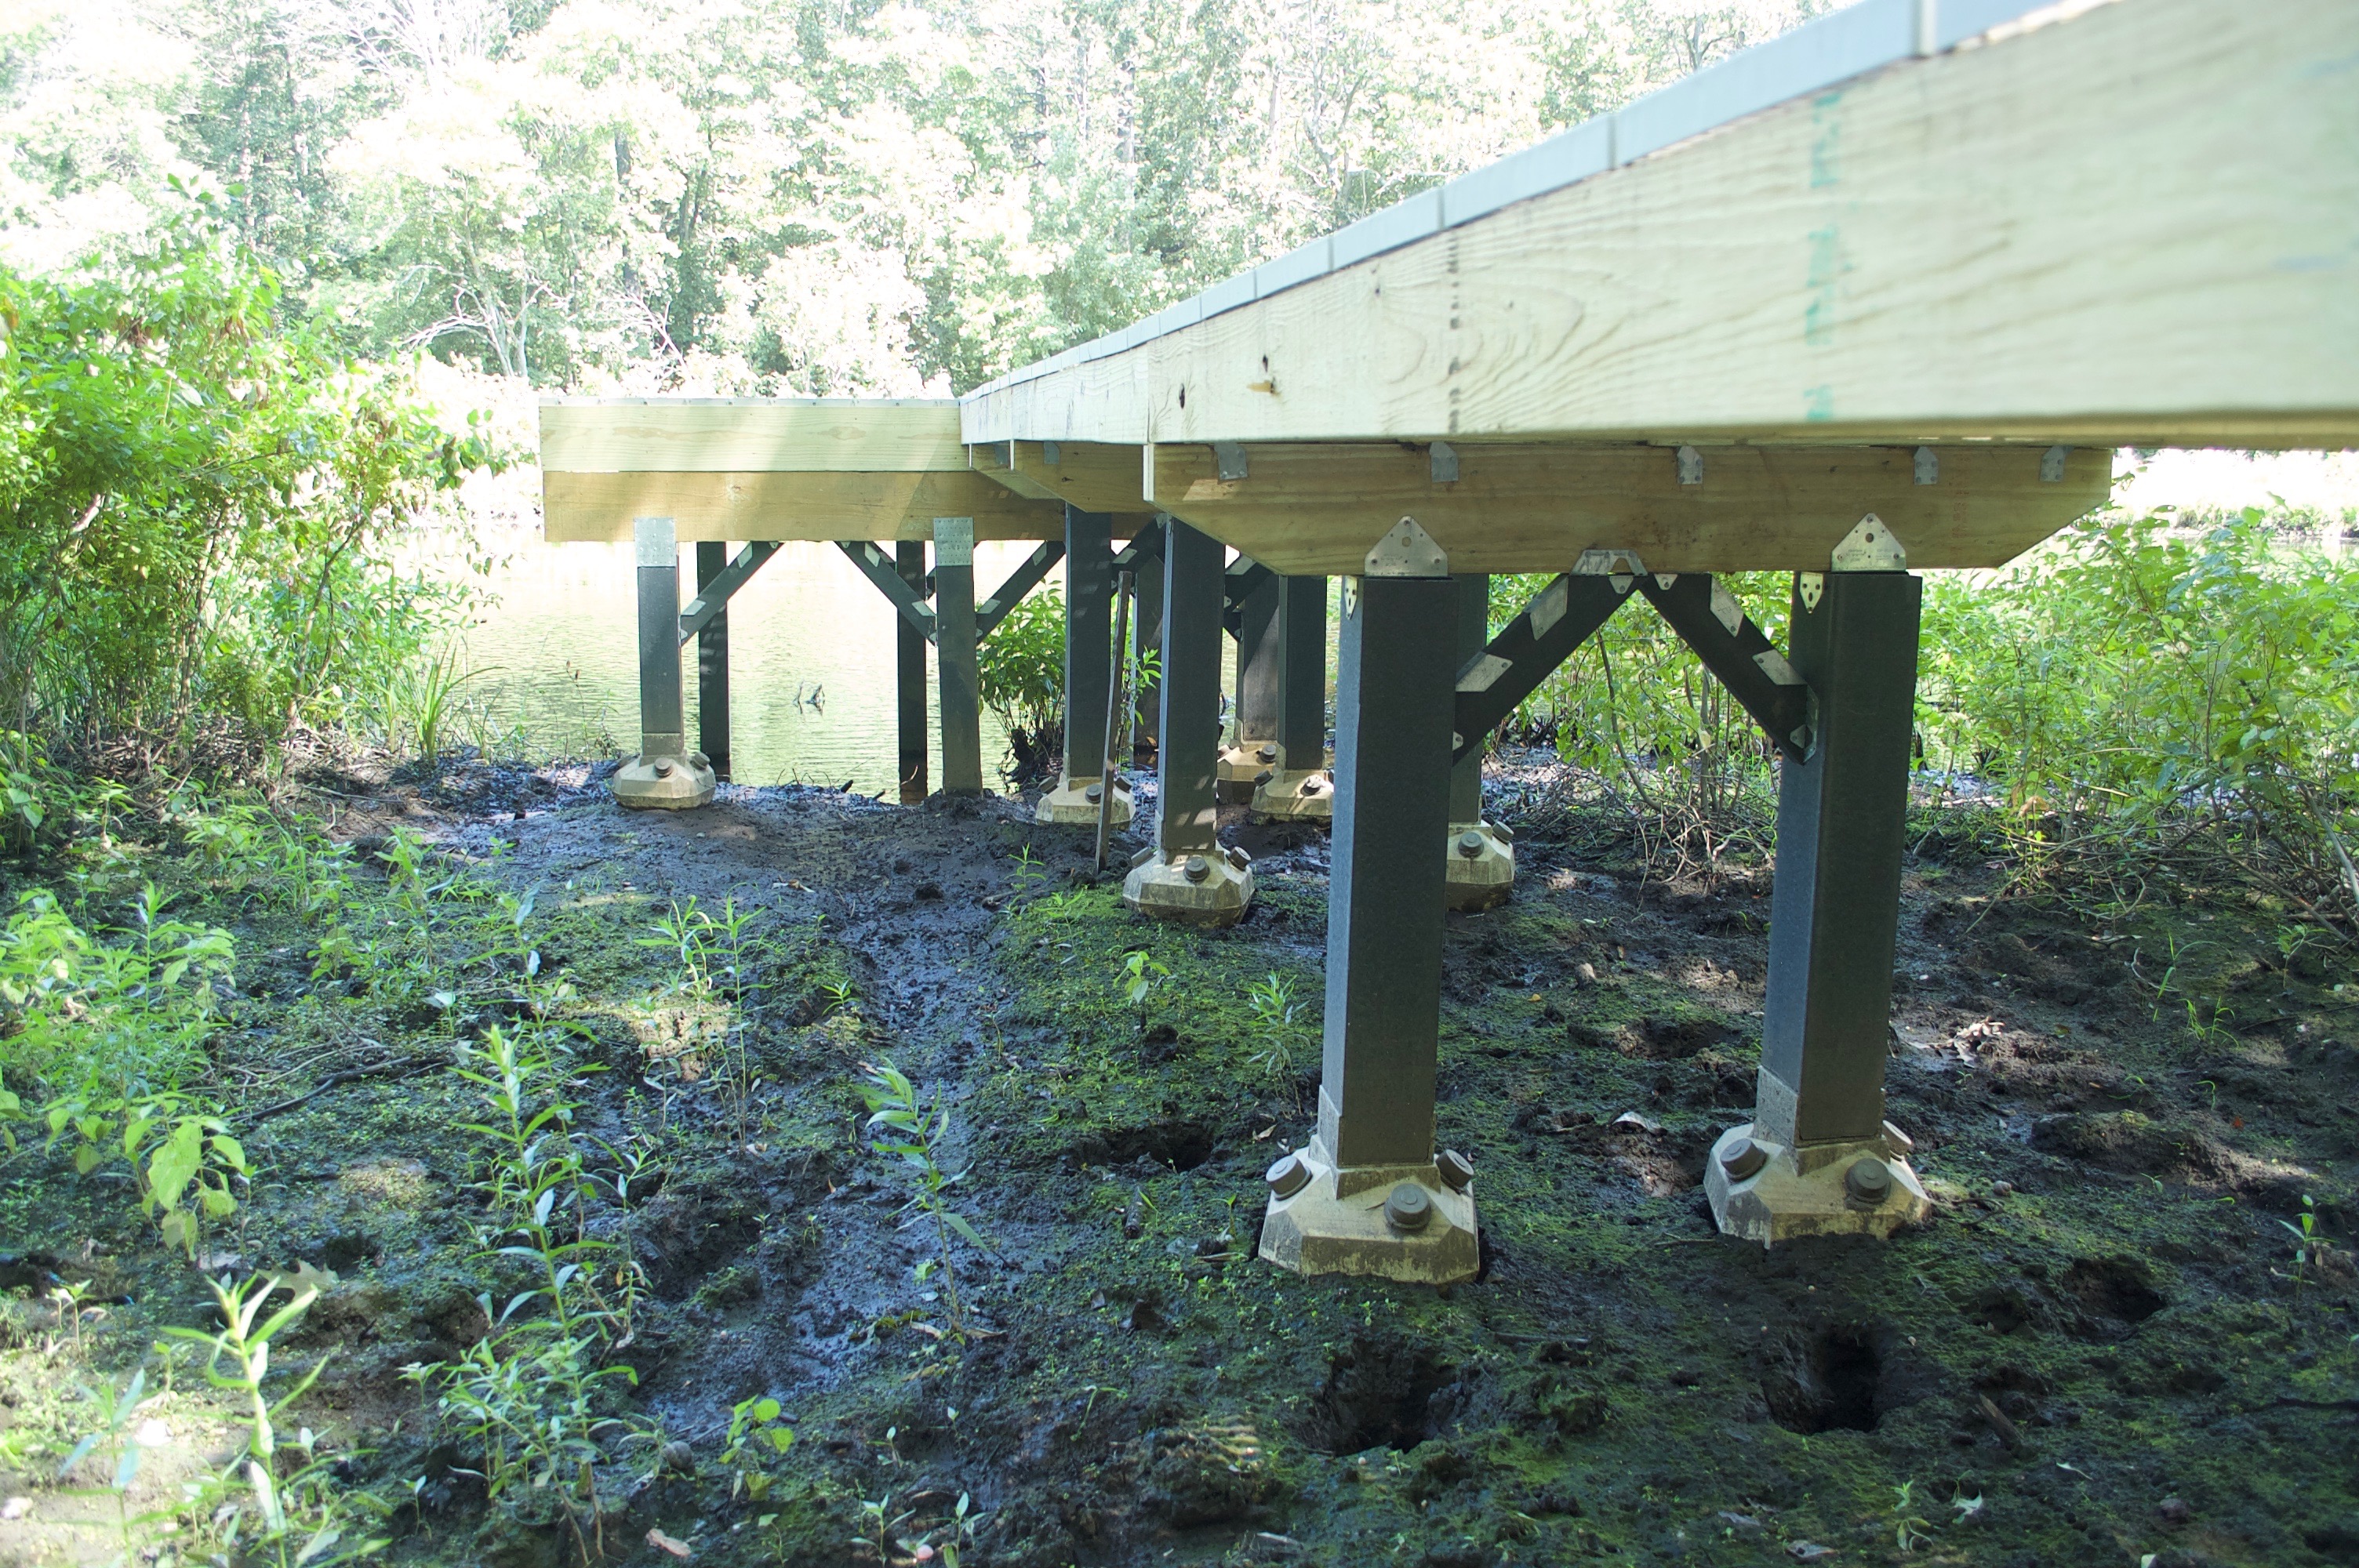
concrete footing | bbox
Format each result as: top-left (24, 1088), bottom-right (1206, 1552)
top-left (1216, 743), bottom-right (1272, 804)
top-left (1038, 774), bottom-right (1134, 826)
top-left (1443, 819), bottom-right (1514, 909)
top-left (1122, 845), bottom-right (1253, 926)
top-left (1249, 742), bottom-right (1335, 822)
top-left (613, 751), bottom-right (716, 810)
top-left (1257, 1138), bottom-right (1478, 1283)
top-left (1704, 1123), bottom-right (1931, 1244)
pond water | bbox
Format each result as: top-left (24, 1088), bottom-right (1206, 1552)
top-left (432, 528), bottom-right (1039, 795)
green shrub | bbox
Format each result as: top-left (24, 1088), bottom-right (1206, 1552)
top-left (0, 194), bottom-right (492, 769)
top-left (977, 584), bottom-right (1065, 742)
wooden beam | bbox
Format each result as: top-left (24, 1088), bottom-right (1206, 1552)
top-left (541, 398), bottom-right (965, 474)
top-left (1143, 441), bottom-right (2110, 576)
top-left (998, 441), bottom-right (1151, 515)
top-left (967, 441), bottom-right (1063, 500)
top-left (543, 470), bottom-right (1065, 543)
top-left (962, 0), bottom-right (2358, 452)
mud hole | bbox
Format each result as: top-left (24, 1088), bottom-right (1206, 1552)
top-left (2, 757), bottom-right (2356, 1566)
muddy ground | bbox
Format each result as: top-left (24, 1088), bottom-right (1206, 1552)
top-left (2, 752), bottom-right (2355, 1567)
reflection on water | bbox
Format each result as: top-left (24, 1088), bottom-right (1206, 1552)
top-left (432, 529), bottom-right (1023, 795)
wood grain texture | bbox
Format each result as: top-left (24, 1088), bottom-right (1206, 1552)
top-left (1146, 441), bottom-right (2112, 575)
top-left (540, 399), bottom-right (966, 474)
top-left (1006, 441), bottom-right (1154, 515)
top-left (543, 470), bottom-right (1064, 543)
top-left (963, 0), bottom-right (2358, 450)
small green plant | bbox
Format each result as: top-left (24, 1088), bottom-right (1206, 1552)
top-left (2281, 1193), bottom-right (2335, 1290)
top-left (165, 1272), bottom-right (387, 1567)
top-left (1115, 949), bottom-right (1172, 1032)
top-left (419, 1023), bottom-right (641, 1555)
top-left (1245, 971), bottom-right (1307, 1076)
top-left (641, 896), bottom-right (763, 1149)
top-left (1037, 888), bottom-right (1091, 922)
top-left (387, 642), bottom-right (491, 765)
top-left (55, 1367), bottom-right (155, 1561)
top-left (1891, 1479), bottom-right (1936, 1551)
top-left (860, 1062), bottom-right (987, 1340)
top-left (722, 1394), bottom-right (798, 1500)
top-left (1007, 846), bottom-right (1049, 898)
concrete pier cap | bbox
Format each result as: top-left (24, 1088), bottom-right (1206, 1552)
top-left (1038, 773), bottom-right (1135, 826)
top-left (1705, 1121), bottom-right (1931, 1244)
top-left (1122, 844), bottom-right (1253, 926)
top-left (1443, 819), bottom-right (1513, 909)
top-left (1258, 1137), bottom-right (1478, 1283)
top-left (613, 749), bottom-right (717, 810)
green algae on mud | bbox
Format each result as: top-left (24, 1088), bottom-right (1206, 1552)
top-left (1, 759), bottom-right (2355, 1568)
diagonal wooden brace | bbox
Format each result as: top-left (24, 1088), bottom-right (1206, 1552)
top-left (676, 541), bottom-right (780, 644)
top-left (1637, 574), bottom-right (1814, 762)
top-left (1223, 555), bottom-right (1274, 636)
top-left (1450, 573), bottom-right (1629, 763)
top-left (838, 540), bottom-right (940, 642)
top-left (1112, 516), bottom-right (1167, 575)
top-left (976, 539), bottom-right (1067, 641)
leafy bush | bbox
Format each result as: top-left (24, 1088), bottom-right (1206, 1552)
top-left (976, 585), bottom-right (1065, 743)
top-left (0, 194), bottom-right (492, 769)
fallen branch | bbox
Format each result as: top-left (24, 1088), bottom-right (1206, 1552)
top-left (249, 1057), bottom-right (442, 1123)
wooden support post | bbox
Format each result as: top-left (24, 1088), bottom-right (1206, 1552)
top-left (932, 518), bottom-right (983, 797)
top-left (1220, 570), bottom-right (1282, 801)
top-left (1260, 548), bottom-right (1475, 1283)
top-left (696, 541), bottom-right (732, 781)
top-left (1249, 575), bottom-right (1336, 821)
top-left (612, 517), bottom-right (714, 809)
top-left (1445, 573), bottom-right (1513, 909)
top-left (1039, 507), bottom-right (1132, 825)
top-left (1707, 568), bottom-right (1932, 1243)
top-left (1122, 519), bottom-right (1250, 925)
top-left (896, 541), bottom-right (929, 802)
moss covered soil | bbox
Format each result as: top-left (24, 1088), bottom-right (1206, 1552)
top-left (2, 757), bottom-right (2354, 1568)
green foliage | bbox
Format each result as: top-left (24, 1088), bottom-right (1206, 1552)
top-left (0, 194), bottom-right (491, 764)
top-left (1115, 948), bottom-right (1172, 1024)
top-left (976, 586), bottom-right (1065, 742)
top-left (861, 1061), bottom-right (987, 1341)
top-left (723, 1394), bottom-right (798, 1501)
top-left (1918, 511), bottom-right (2359, 932)
top-left (163, 1273), bottom-right (387, 1567)
top-left (418, 1020), bottom-right (642, 1548)
top-left (0, 884), bottom-right (234, 1094)
top-left (640, 895), bottom-right (762, 1150)
top-left (1245, 971), bottom-right (1309, 1077)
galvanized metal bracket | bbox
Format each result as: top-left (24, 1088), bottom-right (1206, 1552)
top-left (1429, 441), bottom-right (1459, 484)
top-left (1676, 445), bottom-right (1704, 485)
top-left (1574, 546), bottom-right (1647, 594)
top-left (1831, 514), bottom-right (1908, 572)
top-left (2041, 445), bottom-right (2070, 483)
top-left (1364, 517), bottom-right (1450, 578)
top-left (678, 539), bottom-right (781, 644)
top-left (1913, 446), bottom-right (1939, 486)
top-left (1212, 441), bottom-right (1249, 481)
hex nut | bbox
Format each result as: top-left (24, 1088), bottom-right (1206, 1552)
top-left (1265, 1153), bottom-right (1310, 1200)
top-left (1845, 1156), bottom-right (1892, 1203)
top-left (688, 751), bottom-right (710, 769)
top-left (1183, 855), bottom-right (1212, 883)
top-left (1384, 1182), bottom-right (1434, 1232)
top-left (1257, 743), bottom-right (1279, 763)
top-left (653, 758), bottom-right (675, 778)
top-left (1085, 782), bottom-right (1104, 803)
top-left (1225, 845), bottom-right (1252, 870)
top-left (1437, 1149), bottom-right (1475, 1192)
top-left (1303, 777), bottom-right (1325, 793)
top-left (1719, 1137), bottom-right (1768, 1181)
top-left (1495, 824), bottom-right (1515, 844)
top-left (1457, 831), bottom-right (1485, 858)
top-left (1255, 770), bottom-right (1274, 786)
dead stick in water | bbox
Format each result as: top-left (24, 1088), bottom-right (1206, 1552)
top-left (1096, 568), bottom-right (1133, 872)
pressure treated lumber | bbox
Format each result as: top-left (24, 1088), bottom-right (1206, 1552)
top-left (1143, 441), bottom-right (2110, 575)
top-left (990, 441), bottom-right (1155, 516)
top-left (543, 470), bottom-right (1063, 543)
top-left (542, 399), bottom-right (966, 474)
top-left (961, 0), bottom-right (2359, 452)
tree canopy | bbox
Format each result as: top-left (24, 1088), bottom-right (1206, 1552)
top-left (2, 0), bottom-right (1828, 394)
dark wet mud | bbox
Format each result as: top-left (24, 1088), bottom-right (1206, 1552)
top-left (3, 757), bottom-right (2354, 1567)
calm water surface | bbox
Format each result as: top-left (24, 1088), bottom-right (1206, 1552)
top-left (432, 529), bottom-right (1030, 795)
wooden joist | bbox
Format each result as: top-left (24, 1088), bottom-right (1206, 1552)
top-left (541, 398), bottom-right (967, 474)
top-left (959, 0), bottom-right (2359, 456)
top-left (1139, 441), bottom-right (2113, 575)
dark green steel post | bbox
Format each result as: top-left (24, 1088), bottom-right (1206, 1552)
top-left (1062, 506), bottom-right (1114, 783)
top-left (1236, 572), bottom-right (1281, 745)
top-left (696, 540), bottom-right (731, 780)
top-left (1449, 575), bottom-right (1488, 821)
top-left (1132, 557), bottom-right (1164, 761)
top-left (933, 518), bottom-right (983, 796)
top-left (1754, 570), bottom-right (1923, 1149)
top-left (1318, 574), bottom-right (1458, 1170)
top-left (1158, 521), bottom-right (1224, 858)
top-left (896, 541), bottom-right (929, 801)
